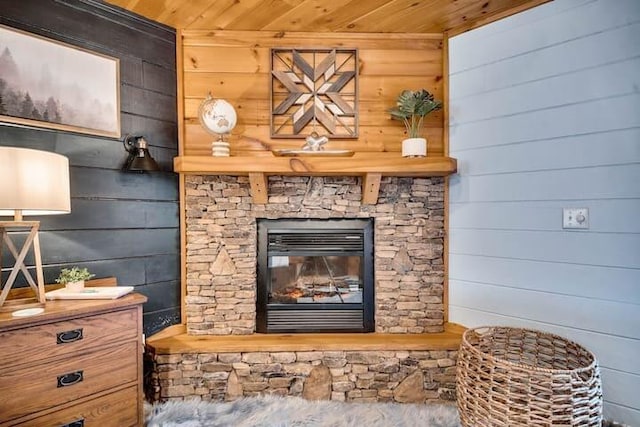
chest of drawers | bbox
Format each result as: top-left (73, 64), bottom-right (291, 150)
top-left (0, 293), bottom-right (147, 426)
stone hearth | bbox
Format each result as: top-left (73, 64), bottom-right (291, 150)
top-left (184, 175), bottom-right (445, 335)
top-left (146, 348), bottom-right (458, 403)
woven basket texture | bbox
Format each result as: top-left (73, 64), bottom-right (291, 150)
top-left (456, 326), bottom-right (602, 427)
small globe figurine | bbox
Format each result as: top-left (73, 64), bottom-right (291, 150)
top-left (198, 93), bottom-right (237, 157)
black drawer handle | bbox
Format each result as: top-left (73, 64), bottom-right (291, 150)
top-left (62, 419), bottom-right (84, 427)
top-left (57, 328), bottom-right (84, 344)
top-left (57, 370), bottom-right (84, 388)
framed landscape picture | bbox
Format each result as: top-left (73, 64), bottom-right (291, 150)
top-left (0, 24), bottom-right (120, 138)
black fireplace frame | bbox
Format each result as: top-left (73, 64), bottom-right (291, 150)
top-left (256, 218), bottom-right (375, 333)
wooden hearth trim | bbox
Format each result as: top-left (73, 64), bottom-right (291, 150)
top-left (147, 329), bottom-right (463, 355)
top-left (174, 154), bottom-right (457, 204)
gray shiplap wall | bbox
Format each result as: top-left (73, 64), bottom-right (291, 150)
top-left (0, 0), bottom-right (180, 335)
top-left (448, 0), bottom-right (640, 424)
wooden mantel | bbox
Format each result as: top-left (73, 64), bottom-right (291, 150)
top-left (174, 154), bottom-right (457, 204)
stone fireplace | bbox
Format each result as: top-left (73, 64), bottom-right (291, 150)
top-left (184, 175), bottom-right (445, 336)
top-left (147, 174), bottom-right (458, 404)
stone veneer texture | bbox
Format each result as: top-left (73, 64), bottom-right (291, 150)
top-left (184, 175), bottom-right (445, 335)
top-left (146, 349), bottom-right (458, 403)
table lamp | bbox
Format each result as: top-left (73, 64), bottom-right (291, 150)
top-left (0, 147), bottom-right (70, 311)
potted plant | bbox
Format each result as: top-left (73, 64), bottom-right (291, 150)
top-left (389, 89), bottom-right (442, 157)
top-left (56, 267), bottom-right (95, 292)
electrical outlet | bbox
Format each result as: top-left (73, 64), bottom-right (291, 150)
top-left (563, 208), bottom-right (589, 229)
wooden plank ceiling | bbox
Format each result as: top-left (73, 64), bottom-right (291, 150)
top-left (105, 0), bottom-right (548, 33)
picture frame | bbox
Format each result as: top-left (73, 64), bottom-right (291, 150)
top-left (270, 48), bottom-right (358, 139)
top-left (0, 24), bottom-right (120, 138)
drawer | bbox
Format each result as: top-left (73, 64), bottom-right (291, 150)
top-left (2, 385), bottom-right (139, 427)
top-left (0, 341), bottom-right (138, 423)
top-left (0, 308), bottom-right (138, 369)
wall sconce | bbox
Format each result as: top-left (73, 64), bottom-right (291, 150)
top-left (0, 147), bottom-right (70, 312)
top-left (122, 134), bottom-right (160, 172)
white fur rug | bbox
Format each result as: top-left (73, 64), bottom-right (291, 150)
top-left (146, 395), bottom-right (461, 427)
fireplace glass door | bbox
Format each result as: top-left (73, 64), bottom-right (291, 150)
top-left (269, 255), bottom-right (363, 305)
top-left (257, 218), bottom-right (374, 333)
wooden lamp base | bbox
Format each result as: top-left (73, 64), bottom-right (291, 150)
top-left (0, 221), bottom-right (46, 312)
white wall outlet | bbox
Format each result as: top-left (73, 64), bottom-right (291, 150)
top-left (563, 208), bottom-right (589, 229)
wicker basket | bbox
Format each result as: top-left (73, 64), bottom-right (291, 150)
top-left (456, 326), bottom-right (602, 426)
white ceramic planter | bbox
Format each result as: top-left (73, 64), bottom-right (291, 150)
top-left (65, 280), bottom-right (85, 292)
top-left (402, 137), bottom-right (427, 157)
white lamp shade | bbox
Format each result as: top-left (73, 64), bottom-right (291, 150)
top-left (0, 147), bottom-right (71, 217)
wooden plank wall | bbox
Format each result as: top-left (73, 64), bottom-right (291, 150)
top-left (180, 30), bottom-right (444, 157)
top-left (447, 0), bottom-right (640, 424)
top-left (0, 0), bottom-right (180, 335)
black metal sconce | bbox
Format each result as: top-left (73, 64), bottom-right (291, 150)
top-left (122, 134), bottom-right (160, 172)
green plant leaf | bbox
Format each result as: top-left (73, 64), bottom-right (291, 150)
top-left (55, 267), bottom-right (96, 284)
top-left (388, 88), bottom-right (442, 138)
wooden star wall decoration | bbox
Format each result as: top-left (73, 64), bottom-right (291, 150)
top-left (270, 48), bottom-right (358, 138)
